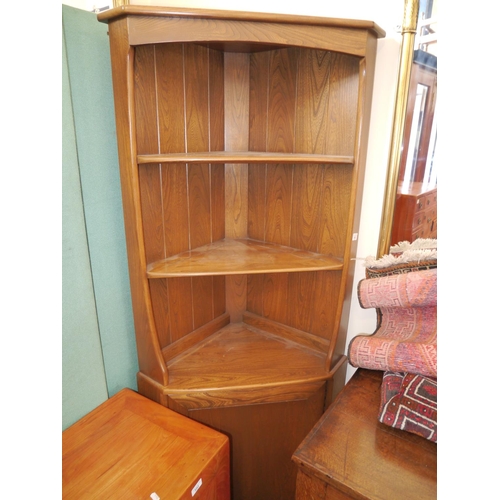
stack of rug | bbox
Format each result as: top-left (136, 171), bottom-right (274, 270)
top-left (348, 238), bottom-right (437, 442)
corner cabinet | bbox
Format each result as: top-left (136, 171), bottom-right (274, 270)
top-left (98, 7), bottom-right (384, 500)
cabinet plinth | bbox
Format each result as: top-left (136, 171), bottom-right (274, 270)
top-left (99, 6), bottom-right (383, 499)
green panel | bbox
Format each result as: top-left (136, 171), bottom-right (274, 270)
top-left (62, 5), bottom-right (138, 397)
top-left (62, 24), bottom-right (108, 430)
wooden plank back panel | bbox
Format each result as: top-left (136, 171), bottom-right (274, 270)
top-left (326, 53), bottom-right (360, 156)
top-left (246, 47), bottom-right (359, 339)
top-left (134, 43), bottom-right (226, 348)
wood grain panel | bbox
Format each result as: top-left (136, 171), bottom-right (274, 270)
top-left (184, 44), bottom-right (210, 152)
top-left (295, 49), bottom-right (331, 154)
top-left (246, 274), bottom-right (264, 316)
top-left (288, 50), bottom-right (334, 337)
top-left (63, 389), bottom-right (230, 500)
top-left (249, 51), bottom-right (269, 151)
top-left (267, 48), bottom-right (297, 153)
top-left (135, 46), bottom-right (164, 263)
top-left (319, 164), bottom-right (352, 258)
top-left (156, 43), bottom-right (186, 154)
top-left (262, 272), bottom-right (289, 325)
top-left (247, 51), bottom-right (268, 242)
top-left (149, 279), bottom-right (171, 347)
top-left (187, 384), bottom-right (326, 500)
top-left (167, 276), bottom-right (194, 342)
top-left (310, 270), bottom-right (340, 340)
top-left (126, 16), bottom-right (377, 57)
top-left (139, 164), bottom-right (164, 263)
top-left (326, 53), bottom-right (360, 156)
top-left (287, 271), bottom-right (316, 333)
top-left (265, 164), bottom-right (293, 246)
top-left (224, 275), bottom-right (246, 323)
top-left (223, 52), bottom-right (249, 152)
top-left (208, 47), bottom-right (225, 151)
top-left (213, 275), bottom-right (226, 317)
top-left (248, 163), bottom-right (268, 241)
top-left (184, 45), bottom-right (214, 333)
top-left (211, 163), bottom-right (225, 242)
top-left (188, 164), bottom-right (211, 248)
top-left (296, 470), bottom-right (328, 500)
top-left (208, 47), bottom-right (225, 243)
top-left (134, 45), bottom-right (158, 155)
top-left (155, 45), bottom-right (192, 347)
top-left (192, 275), bottom-right (214, 328)
top-left (162, 164), bottom-right (190, 257)
top-left (224, 52), bottom-right (249, 240)
top-left (290, 164), bottom-right (323, 252)
top-left (161, 171), bottom-right (192, 343)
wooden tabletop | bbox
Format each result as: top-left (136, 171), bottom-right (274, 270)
top-left (62, 389), bottom-right (230, 499)
top-left (292, 369), bottom-right (437, 500)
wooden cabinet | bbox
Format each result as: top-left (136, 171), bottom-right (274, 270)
top-left (98, 6), bottom-right (384, 499)
top-left (62, 389), bottom-right (230, 499)
top-left (391, 182), bottom-right (437, 244)
top-left (292, 369), bottom-right (437, 500)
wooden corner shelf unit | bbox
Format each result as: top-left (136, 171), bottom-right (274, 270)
top-left (98, 6), bottom-right (384, 499)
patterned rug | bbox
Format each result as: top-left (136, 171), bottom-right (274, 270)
top-left (348, 240), bottom-right (438, 442)
top-left (379, 371), bottom-right (437, 443)
top-left (348, 268), bottom-right (437, 378)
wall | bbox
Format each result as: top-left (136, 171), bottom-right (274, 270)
top-left (61, 0), bottom-right (402, 426)
top-left (62, 4), bottom-right (137, 429)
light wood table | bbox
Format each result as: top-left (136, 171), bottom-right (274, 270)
top-left (63, 389), bottom-right (230, 499)
top-left (292, 369), bottom-right (437, 499)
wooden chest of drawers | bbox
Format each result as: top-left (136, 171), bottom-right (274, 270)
top-left (391, 183), bottom-right (437, 245)
top-left (63, 389), bottom-right (230, 499)
top-left (292, 369), bottom-right (437, 500)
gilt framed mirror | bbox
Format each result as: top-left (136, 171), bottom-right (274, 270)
top-left (377, 0), bottom-right (437, 257)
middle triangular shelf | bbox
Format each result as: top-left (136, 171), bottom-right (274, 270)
top-left (146, 238), bottom-right (343, 278)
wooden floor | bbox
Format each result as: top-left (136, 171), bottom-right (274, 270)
top-left (293, 369), bottom-right (437, 500)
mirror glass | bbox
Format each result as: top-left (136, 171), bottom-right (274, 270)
top-left (390, 0), bottom-right (438, 246)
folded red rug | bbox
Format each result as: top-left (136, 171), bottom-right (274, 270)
top-left (378, 371), bottom-right (437, 443)
top-left (348, 268), bottom-right (437, 378)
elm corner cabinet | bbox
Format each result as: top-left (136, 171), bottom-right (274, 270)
top-left (98, 6), bottom-right (385, 500)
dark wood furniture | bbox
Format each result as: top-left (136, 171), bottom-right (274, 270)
top-left (391, 50), bottom-right (437, 246)
top-left (62, 389), bottom-right (230, 499)
top-left (98, 6), bottom-right (384, 499)
top-left (292, 369), bottom-right (437, 500)
top-left (391, 181), bottom-right (437, 244)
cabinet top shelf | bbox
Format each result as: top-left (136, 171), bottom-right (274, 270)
top-left (147, 238), bottom-right (343, 278)
top-left (137, 152), bottom-right (354, 165)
